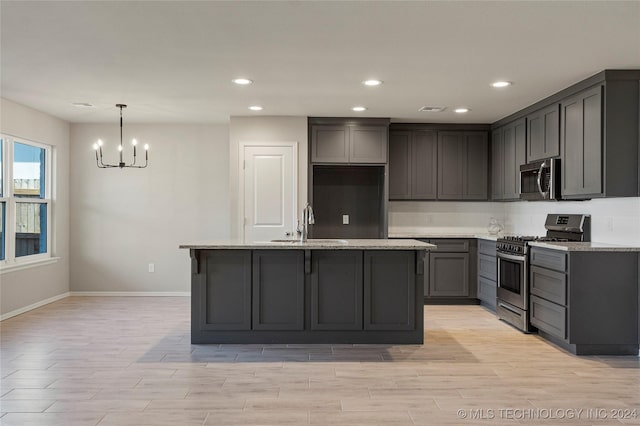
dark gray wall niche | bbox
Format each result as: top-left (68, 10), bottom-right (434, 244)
top-left (311, 165), bottom-right (385, 239)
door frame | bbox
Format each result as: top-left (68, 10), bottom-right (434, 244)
top-left (238, 141), bottom-right (299, 242)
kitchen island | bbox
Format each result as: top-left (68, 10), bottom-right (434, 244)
top-left (180, 239), bottom-right (434, 344)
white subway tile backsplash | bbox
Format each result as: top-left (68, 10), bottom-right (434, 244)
top-left (389, 198), bottom-right (640, 245)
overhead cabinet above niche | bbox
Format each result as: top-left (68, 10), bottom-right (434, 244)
top-left (310, 118), bottom-right (389, 164)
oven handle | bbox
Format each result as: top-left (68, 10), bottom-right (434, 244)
top-left (497, 252), bottom-right (527, 262)
top-left (537, 160), bottom-right (546, 198)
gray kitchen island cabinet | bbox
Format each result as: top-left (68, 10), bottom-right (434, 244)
top-left (181, 239), bottom-right (433, 344)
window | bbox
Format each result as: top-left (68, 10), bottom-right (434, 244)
top-left (0, 135), bottom-right (52, 267)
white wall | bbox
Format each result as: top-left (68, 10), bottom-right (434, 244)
top-left (0, 98), bottom-right (70, 316)
top-left (504, 197), bottom-right (640, 244)
top-left (69, 123), bottom-right (230, 292)
top-left (229, 116), bottom-right (308, 239)
top-left (389, 201), bottom-right (505, 235)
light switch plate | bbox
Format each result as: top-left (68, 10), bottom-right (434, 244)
top-left (342, 215), bottom-right (349, 225)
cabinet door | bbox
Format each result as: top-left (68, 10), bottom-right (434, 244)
top-left (198, 250), bottom-right (252, 331)
top-left (503, 118), bottom-right (526, 200)
top-left (463, 132), bottom-right (488, 200)
top-left (437, 131), bottom-right (464, 199)
top-left (491, 128), bottom-right (504, 200)
top-left (310, 251), bottom-right (363, 330)
top-left (411, 130), bottom-right (438, 199)
top-left (311, 125), bottom-right (349, 163)
top-left (388, 131), bottom-right (412, 199)
top-left (429, 252), bottom-right (469, 297)
top-left (252, 250), bottom-right (304, 330)
top-left (477, 276), bottom-right (497, 310)
top-left (364, 251), bottom-right (415, 330)
top-left (527, 104), bottom-right (559, 162)
top-left (349, 126), bottom-right (388, 163)
top-left (561, 86), bottom-right (603, 198)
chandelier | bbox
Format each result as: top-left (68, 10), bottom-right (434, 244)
top-left (93, 104), bottom-right (149, 168)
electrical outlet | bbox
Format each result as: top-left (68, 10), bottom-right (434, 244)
top-left (342, 214), bottom-right (349, 225)
top-left (148, 263), bottom-right (155, 273)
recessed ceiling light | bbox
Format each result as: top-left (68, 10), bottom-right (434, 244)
top-left (491, 81), bottom-right (512, 88)
top-left (232, 78), bottom-right (253, 85)
top-left (72, 102), bottom-right (94, 107)
top-left (363, 79), bottom-right (382, 86)
top-left (454, 108), bottom-right (470, 113)
top-left (419, 106), bottom-right (446, 112)
top-left (352, 106), bottom-right (367, 112)
top-left (248, 105), bottom-right (263, 111)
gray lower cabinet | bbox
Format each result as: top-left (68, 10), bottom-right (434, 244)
top-left (529, 247), bottom-right (639, 355)
top-left (252, 250), bottom-right (305, 330)
top-left (476, 239), bottom-right (497, 310)
top-left (364, 251), bottom-right (415, 330)
top-left (423, 239), bottom-right (476, 302)
top-left (437, 131), bottom-right (488, 200)
top-left (310, 250), bottom-right (363, 330)
top-left (429, 252), bottom-right (469, 297)
top-left (197, 250), bottom-right (252, 331)
top-left (311, 124), bottom-right (387, 164)
top-left (526, 103), bottom-right (559, 162)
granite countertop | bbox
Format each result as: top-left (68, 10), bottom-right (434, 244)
top-left (528, 241), bottom-right (640, 252)
top-left (180, 239), bottom-right (436, 250)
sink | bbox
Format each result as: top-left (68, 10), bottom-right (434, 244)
top-left (269, 239), bottom-right (300, 243)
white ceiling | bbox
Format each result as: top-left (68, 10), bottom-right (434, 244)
top-left (2, 1), bottom-right (639, 124)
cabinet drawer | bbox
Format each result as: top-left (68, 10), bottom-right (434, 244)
top-left (430, 239), bottom-right (469, 252)
top-left (530, 248), bottom-right (567, 272)
top-left (530, 295), bottom-right (566, 340)
top-left (478, 253), bottom-right (497, 281)
top-left (478, 239), bottom-right (497, 256)
top-left (477, 276), bottom-right (497, 308)
top-left (530, 265), bottom-right (567, 305)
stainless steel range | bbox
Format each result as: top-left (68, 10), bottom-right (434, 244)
top-left (496, 214), bottom-right (590, 332)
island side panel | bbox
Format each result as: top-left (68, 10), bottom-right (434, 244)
top-left (191, 250), bottom-right (252, 343)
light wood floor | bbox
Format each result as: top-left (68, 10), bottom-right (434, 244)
top-left (1, 297), bottom-right (639, 426)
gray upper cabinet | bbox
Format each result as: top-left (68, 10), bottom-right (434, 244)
top-left (438, 131), bottom-right (488, 200)
top-left (526, 104), bottom-right (559, 162)
top-left (311, 125), bottom-right (349, 163)
top-left (388, 131), bottom-right (412, 199)
top-left (311, 124), bottom-right (387, 164)
top-left (389, 129), bottom-right (437, 200)
top-left (561, 86), bottom-right (602, 198)
top-left (492, 118), bottom-right (526, 200)
top-left (350, 126), bottom-right (388, 163)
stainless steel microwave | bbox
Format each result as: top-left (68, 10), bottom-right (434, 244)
top-left (519, 158), bottom-right (560, 201)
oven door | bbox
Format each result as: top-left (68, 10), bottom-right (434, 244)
top-left (496, 252), bottom-right (527, 310)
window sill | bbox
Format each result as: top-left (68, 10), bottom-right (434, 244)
top-left (0, 257), bottom-right (61, 274)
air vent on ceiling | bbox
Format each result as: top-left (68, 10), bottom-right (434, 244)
top-left (418, 106), bottom-right (446, 112)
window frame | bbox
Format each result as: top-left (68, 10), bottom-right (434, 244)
top-left (0, 134), bottom-right (53, 268)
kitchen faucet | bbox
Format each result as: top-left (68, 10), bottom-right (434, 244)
top-left (297, 203), bottom-right (315, 242)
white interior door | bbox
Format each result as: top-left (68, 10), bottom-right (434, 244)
top-left (242, 143), bottom-right (297, 242)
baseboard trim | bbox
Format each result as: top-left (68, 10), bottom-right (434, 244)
top-left (1, 292), bottom-right (71, 321)
top-left (70, 291), bottom-right (190, 297)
